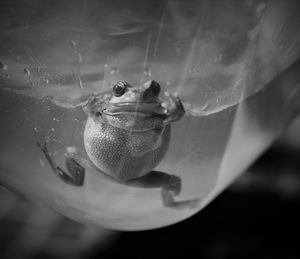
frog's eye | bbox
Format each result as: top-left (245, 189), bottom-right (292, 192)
top-left (149, 80), bottom-right (161, 96)
top-left (113, 81), bottom-right (128, 97)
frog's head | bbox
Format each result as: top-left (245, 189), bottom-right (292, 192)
top-left (103, 80), bottom-right (166, 116)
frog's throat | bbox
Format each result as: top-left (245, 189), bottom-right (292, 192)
top-left (100, 112), bottom-right (166, 132)
top-left (102, 102), bottom-right (166, 116)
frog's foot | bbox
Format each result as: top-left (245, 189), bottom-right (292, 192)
top-left (163, 92), bottom-right (185, 124)
top-left (161, 175), bottom-right (200, 209)
top-left (37, 142), bottom-right (85, 187)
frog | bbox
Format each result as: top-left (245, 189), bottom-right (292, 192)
top-left (38, 80), bottom-right (199, 209)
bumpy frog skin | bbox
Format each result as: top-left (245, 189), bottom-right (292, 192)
top-left (38, 80), bottom-right (199, 209)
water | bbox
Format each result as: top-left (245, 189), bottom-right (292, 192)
top-left (0, 0), bottom-right (300, 230)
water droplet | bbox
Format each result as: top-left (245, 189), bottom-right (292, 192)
top-left (24, 68), bottom-right (31, 76)
top-left (33, 127), bottom-right (39, 133)
top-left (0, 61), bottom-right (7, 70)
top-left (143, 68), bottom-right (152, 77)
top-left (77, 53), bottom-right (82, 63)
top-left (45, 78), bottom-right (49, 84)
top-left (51, 128), bottom-right (55, 132)
top-left (70, 40), bottom-right (76, 47)
top-left (188, 66), bottom-right (196, 75)
top-left (202, 103), bottom-right (210, 111)
top-left (78, 78), bottom-right (83, 88)
top-left (166, 81), bottom-right (170, 86)
top-left (40, 159), bottom-right (45, 167)
top-left (110, 67), bottom-right (119, 75)
top-left (45, 136), bottom-right (51, 142)
top-left (53, 117), bottom-right (60, 122)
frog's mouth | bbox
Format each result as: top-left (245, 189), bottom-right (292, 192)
top-left (102, 102), bottom-right (166, 116)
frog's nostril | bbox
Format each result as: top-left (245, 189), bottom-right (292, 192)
top-left (149, 80), bottom-right (161, 96)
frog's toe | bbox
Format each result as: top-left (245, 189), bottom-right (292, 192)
top-left (161, 175), bottom-right (201, 209)
top-left (64, 156), bottom-right (85, 186)
top-left (38, 141), bottom-right (85, 187)
top-left (164, 175), bottom-right (181, 196)
top-left (161, 190), bottom-right (200, 209)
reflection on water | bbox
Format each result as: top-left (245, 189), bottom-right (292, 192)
top-left (0, 0), bottom-right (300, 230)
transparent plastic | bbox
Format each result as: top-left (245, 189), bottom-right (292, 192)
top-left (0, 0), bottom-right (299, 230)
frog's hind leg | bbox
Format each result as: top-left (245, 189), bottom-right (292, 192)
top-left (37, 142), bottom-right (85, 186)
top-left (126, 171), bottom-right (199, 209)
top-left (160, 174), bottom-right (199, 209)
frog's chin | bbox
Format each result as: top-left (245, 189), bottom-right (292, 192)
top-left (103, 102), bottom-right (166, 116)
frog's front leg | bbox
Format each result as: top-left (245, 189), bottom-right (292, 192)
top-left (82, 92), bottom-right (111, 118)
top-left (126, 171), bottom-right (199, 209)
top-left (163, 92), bottom-right (185, 125)
top-left (37, 142), bottom-right (85, 186)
